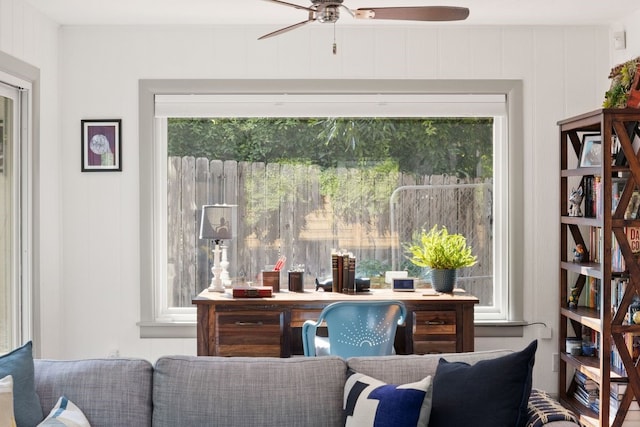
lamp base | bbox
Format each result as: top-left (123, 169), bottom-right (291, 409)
top-left (207, 243), bottom-right (226, 293)
top-left (207, 282), bottom-right (226, 293)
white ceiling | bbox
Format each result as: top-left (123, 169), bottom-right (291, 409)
top-left (22, 0), bottom-right (640, 27)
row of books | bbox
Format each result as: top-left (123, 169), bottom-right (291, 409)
top-left (583, 175), bottom-right (601, 219)
top-left (580, 175), bottom-right (640, 221)
top-left (572, 370), bottom-right (640, 423)
top-left (573, 371), bottom-right (600, 413)
top-left (331, 250), bottom-right (356, 293)
top-left (585, 226), bottom-right (640, 272)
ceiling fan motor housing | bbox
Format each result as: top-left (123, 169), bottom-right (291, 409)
top-left (312, 0), bottom-right (343, 23)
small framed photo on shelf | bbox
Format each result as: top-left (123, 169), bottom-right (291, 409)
top-left (81, 119), bottom-right (122, 172)
top-left (579, 134), bottom-right (602, 167)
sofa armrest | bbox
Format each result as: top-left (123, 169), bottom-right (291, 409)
top-left (526, 389), bottom-right (580, 427)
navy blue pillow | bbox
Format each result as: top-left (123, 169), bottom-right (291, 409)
top-left (429, 340), bottom-right (537, 427)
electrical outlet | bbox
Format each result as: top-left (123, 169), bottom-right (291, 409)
top-left (552, 353), bottom-right (559, 372)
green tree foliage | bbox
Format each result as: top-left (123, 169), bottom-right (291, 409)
top-left (168, 117), bottom-right (493, 178)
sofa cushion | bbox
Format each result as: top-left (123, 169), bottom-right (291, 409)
top-left (343, 370), bottom-right (432, 427)
top-left (153, 356), bottom-right (347, 427)
top-left (38, 396), bottom-right (91, 427)
top-left (429, 340), bottom-right (537, 427)
top-left (34, 358), bottom-right (153, 427)
top-left (0, 341), bottom-right (43, 427)
top-left (0, 375), bottom-right (17, 427)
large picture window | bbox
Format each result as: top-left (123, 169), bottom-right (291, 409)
top-left (139, 80), bottom-right (524, 337)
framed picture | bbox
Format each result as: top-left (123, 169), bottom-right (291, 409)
top-left (81, 119), bottom-right (122, 172)
top-left (579, 133), bottom-right (602, 167)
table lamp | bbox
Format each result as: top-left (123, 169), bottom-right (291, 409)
top-left (199, 204), bottom-right (237, 292)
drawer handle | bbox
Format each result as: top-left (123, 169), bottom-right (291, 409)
top-left (425, 320), bottom-right (446, 325)
top-left (234, 321), bottom-right (264, 326)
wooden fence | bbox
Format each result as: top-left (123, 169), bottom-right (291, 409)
top-left (168, 157), bottom-right (493, 307)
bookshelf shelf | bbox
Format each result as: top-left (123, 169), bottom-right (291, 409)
top-left (561, 307), bottom-right (601, 332)
top-left (559, 108), bottom-right (640, 427)
top-left (561, 261), bottom-right (602, 279)
top-left (561, 216), bottom-right (602, 227)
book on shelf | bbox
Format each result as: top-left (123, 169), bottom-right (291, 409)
top-left (581, 277), bottom-right (600, 310)
top-left (575, 370), bottom-right (598, 391)
top-left (612, 277), bottom-right (630, 316)
top-left (627, 227), bottom-right (640, 254)
top-left (627, 191), bottom-right (640, 220)
top-left (611, 228), bottom-right (640, 273)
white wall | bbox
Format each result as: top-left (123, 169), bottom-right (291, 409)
top-left (0, 0), bottom-right (61, 357)
top-left (55, 23), bottom-right (612, 393)
top-left (4, 3), bottom-right (629, 394)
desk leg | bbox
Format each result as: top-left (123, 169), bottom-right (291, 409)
top-left (460, 304), bottom-right (475, 352)
top-left (196, 305), bottom-right (216, 356)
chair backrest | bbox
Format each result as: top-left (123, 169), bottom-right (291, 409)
top-left (303, 300), bottom-right (406, 358)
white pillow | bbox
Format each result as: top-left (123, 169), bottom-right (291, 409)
top-left (0, 375), bottom-right (16, 427)
top-left (38, 396), bottom-right (91, 427)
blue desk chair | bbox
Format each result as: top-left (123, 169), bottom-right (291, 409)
top-left (302, 300), bottom-right (407, 358)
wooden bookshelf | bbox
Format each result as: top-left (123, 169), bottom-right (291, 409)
top-left (559, 108), bottom-right (640, 426)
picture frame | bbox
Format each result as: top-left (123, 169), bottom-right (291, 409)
top-left (579, 133), bottom-right (602, 167)
top-left (81, 119), bottom-right (122, 172)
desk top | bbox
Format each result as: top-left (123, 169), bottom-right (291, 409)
top-left (193, 288), bottom-right (479, 306)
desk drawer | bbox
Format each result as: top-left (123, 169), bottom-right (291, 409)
top-left (413, 310), bottom-right (457, 354)
top-left (215, 311), bottom-right (283, 356)
top-left (413, 311), bottom-right (456, 335)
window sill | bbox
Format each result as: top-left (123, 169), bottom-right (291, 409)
top-left (139, 319), bottom-right (525, 339)
top-left (474, 320), bottom-right (527, 337)
top-left (138, 321), bottom-right (196, 339)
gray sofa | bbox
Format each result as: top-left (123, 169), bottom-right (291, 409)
top-left (33, 349), bottom-right (579, 427)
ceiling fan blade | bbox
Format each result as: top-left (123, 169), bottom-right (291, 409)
top-left (258, 15), bottom-right (315, 40)
top-left (354, 6), bottom-right (469, 22)
top-left (261, 0), bottom-right (315, 12)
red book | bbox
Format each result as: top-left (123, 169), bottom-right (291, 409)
top-left (232, 286), bottom-right (273, 298)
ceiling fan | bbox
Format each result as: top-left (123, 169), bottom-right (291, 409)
top-left (258, 0), bottom-right (470, 40)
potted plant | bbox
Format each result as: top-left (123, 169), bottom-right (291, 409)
top-left (404, 225), bottom-right (477, 292)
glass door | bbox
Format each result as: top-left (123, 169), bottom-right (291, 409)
top-left (0, 82), bottom-right (20, 353)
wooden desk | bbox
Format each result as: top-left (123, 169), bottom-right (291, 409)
top-left (193, 289), bottom-right (478, 357)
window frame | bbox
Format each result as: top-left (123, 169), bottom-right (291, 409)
top-left (138, 79), bottom-right (524, 338)
top-left (0, 51), bottom-right (37, 353)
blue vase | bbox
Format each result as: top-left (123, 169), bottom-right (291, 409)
top-left (430, 269), bottom-right (457, 292)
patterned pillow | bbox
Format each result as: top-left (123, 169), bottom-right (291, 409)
top-left (38, 396), bottom-right (91, 427)
top-left (0, 375), bottom-right (17, 427)
top-left (0, 341), bottom-right (43, 427)
top-left (526, 389), bottom-right (579, 427)
top-left (343, 370), bottom-right (432, 427)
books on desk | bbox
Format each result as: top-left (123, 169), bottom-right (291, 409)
top-left (232, 286), bottom-right (273, 298)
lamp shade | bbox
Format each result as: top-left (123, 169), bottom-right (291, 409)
top-left (199, 204), bottom-right (237, 241)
